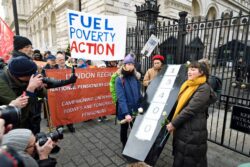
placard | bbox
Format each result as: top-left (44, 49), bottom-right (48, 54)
top-left (67, 10), bottom-right (127, 61)
top-left (230, 105), bottom-right (250, 134)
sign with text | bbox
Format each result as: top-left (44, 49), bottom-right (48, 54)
top-left (230, 105), bottom-right (250, 134)
top-left (0, 17), bottom-right (14, 62)
top-left (67, 9), bottom-right (127, 61)
top-left (46, 68), bottom-right (117, 126)
top-left (141, 34), bottom-right (159, 57)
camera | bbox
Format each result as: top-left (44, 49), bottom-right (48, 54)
top-left (0, 105), bottom-right (21, 126)
top-left (0, 145), bottom-right (25, 167)
top-left (35, 127), bottom-right (64, 146)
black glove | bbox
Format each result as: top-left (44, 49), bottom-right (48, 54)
top-left (43, 75), bottom-right (77, 89)
top-left (66, 74), bottom-right (77, 84)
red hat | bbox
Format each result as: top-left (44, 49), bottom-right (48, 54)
top-left (152, 54), bottom-right (164, 62)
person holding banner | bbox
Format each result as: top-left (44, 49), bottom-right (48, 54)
top-left (166, 61), bottom-right (217, 167)
top-left (55, 52), bottom-right (75, 133)
top-left (143, 54), bottom-right (165, 87)
top-left (115, 54), bottom-right (142, 149)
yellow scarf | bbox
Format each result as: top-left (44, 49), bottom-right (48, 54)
top-left (172, 75), bottom-right (207, 119)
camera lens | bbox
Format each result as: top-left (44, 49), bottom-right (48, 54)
top-left (0, 105), bottom-right (21, 126)
top-left (36, 128), bottom-right (64, 147)
top-left (49, 127), bottom-right (64, 141)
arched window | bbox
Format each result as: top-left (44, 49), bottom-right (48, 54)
top-left (206, 7), bottom-right (217, 20)
top-left (51, 12), bottom-right (57, 47)
top-left (43, 17), bottom-right (49, 49)
top-left (33, 24), bottom-right (37, 48)
top-left (192, 0), bottom-right (201, 20)
top-left (37, 21), bottom-right (41, 48)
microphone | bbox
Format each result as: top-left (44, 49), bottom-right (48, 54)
top-left (71, 66), bottom-right (75, 88)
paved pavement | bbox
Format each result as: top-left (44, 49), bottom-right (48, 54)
top-left (41, 116), bottom-right (249, 167)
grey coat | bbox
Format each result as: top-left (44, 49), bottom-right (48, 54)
top-left (171, 83), bottom-right (217, 167)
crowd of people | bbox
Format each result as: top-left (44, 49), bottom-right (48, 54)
top-left (0, 35), bottom-right (218, 167)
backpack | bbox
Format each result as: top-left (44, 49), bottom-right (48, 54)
top-left (109, 72), bottom-right (125, 124)
top-left (109, 73), bottom-right (125, 103)
top-left (208, 75), bottom-right (222, 95)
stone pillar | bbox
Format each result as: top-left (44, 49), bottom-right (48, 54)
top-left (73, 0), bottom-right (80, 11)
top-left (47, 22), bottom-right (53, 48)
top-left (176, 11), bottom-right (188, 64)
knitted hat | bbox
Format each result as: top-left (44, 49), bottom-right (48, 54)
top-left (8, 57), bottom-right (37, 77)
top-left (2, 129), bottom-right (32, 152)
top-left (14, 36), bottom-right (32, 51)
top-left (123, 54), bottom-right (135, 64)
top-left (152, 54), bottom-right (164, 63)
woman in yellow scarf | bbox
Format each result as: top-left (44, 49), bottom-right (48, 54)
top-left (166, 61), bottom-right (217, 167)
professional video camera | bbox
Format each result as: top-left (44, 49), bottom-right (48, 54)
top-left (35, 127), bottom-right (64, 146)
top-left (0, 105), bottom-right (21, 126)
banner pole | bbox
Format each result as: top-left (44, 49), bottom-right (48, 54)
top-left (44, 98), bottom-right (53, 132)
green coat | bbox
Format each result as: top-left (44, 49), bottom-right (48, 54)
top-left (109, 72), bottom-right (119, 103)
top-left (0, 67), bottom-right (44, 129)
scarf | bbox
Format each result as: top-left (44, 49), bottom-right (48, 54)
top-left (121, 67), bottom-right (134, 77)
top-left (172, 75), bottom-right (207, 119)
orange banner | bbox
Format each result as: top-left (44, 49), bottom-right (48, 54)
top-left (0, 17), bottom-right (14, 62)
top-left (46, 68), bottom-right (117, 126)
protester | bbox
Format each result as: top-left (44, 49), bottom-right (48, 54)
top-left (41, 55), bottom-right (58, 76)
top-left (166, 61), bottom-right (217, 167)
top-left (12, 35), bottom-right (33, 59)
top-left (2, 128), bottom-right (57, 167)
top-left (92, 60), bottom-right (109, 122)
top-left (107, 61), bottom-right (118, 68)
top-left (77, 58), bottom-right (88, 69)
top-left (43, 51), bottom-right (52, 62)
top-left (115, 54), bottom-right (142, 149)
top-left (143, 54), bottom-right (165, 87)
top-left (55, 53), bottom-right (75, 133)
top-left (33, 51), bottom-right (43, 61)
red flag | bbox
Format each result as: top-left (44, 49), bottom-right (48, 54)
top-left (0, 17), bottom-right (14, 62)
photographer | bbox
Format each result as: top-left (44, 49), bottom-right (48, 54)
top-left (2, 128), bottom-right (57, 167)
top-left (0, 118), bottom-right (25, 167)
top-left (0, 56), bottom-right (77, 134)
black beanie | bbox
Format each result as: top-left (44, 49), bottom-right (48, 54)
top-left (13, 35), bottom-right (32, 51)
top-left (8, 57), bottom-right (37, 77)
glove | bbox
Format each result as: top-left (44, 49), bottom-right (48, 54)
top-left (66, 74), bottom-right (77, 84)
top-left (43, 75), bottom-right (77, 89)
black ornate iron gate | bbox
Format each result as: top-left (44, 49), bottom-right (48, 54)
top-left (126, 1), bottom-right (250, 157)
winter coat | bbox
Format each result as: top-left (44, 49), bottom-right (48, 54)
top-left (171, 83), bottom-right (217, 167)
top-left (143, 67), bottom-right (160, 87)
top-left (11, 50), bottom-right (31, 60)
top-left (115, 67), bottom-right (142, 120)
top-left (0, 67), bottom-right (45, 132)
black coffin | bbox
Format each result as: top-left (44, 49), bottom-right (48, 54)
top-left (122, 65), bottom-right (187, 166)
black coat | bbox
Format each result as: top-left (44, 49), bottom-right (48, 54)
top-left (171, 83), bottom-right (217, 167)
